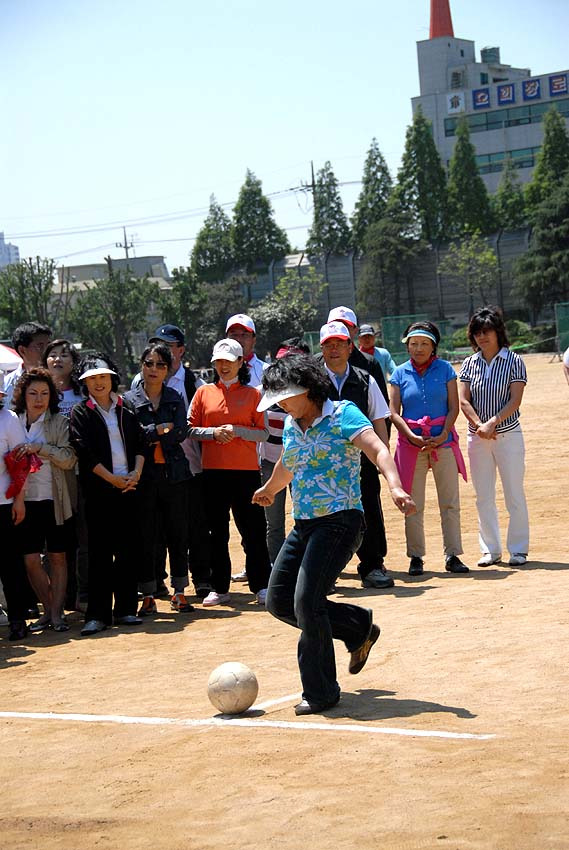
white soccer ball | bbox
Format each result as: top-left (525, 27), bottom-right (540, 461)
top-left (207, 661), bottom-right (259, 715)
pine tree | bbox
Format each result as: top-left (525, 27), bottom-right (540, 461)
top-left (515, 171), bottom-right (569, 319)
top-left (306, 161), bottom-right (351, 254)
top-left (447, 117), bottom-right (493, 236)
top-left (394, 107), bottom-right (448, 244)
top-left (232, 170), bottom-right (290, 272)
top-left (525, 106), bottom-right (569, 214)
top-left (191, 195), bottom-right (234, 283)
top-left (491, 156), bottom-right (527, 230)
top-left (351, 139), bottom-right (393, 252)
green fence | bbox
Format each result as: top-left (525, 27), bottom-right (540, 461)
top-left (381, 315), bottom-right (457, 364)
top-left (555, 302), bottom-right (569, 353)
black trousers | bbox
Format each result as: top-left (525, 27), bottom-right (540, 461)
top-left (137, 473), bottom-right (189, 594)
top-left (357, 455), bottom-right (388, 577)
top-left (0, 504), bottom-right (29, 623)
top-left (84, 489), bottom-right (139, 624)
top-left (202, 469), bottom-right (271, 595)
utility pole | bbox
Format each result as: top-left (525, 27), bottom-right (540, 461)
top-left (116, 226), bottom-right (133, 259)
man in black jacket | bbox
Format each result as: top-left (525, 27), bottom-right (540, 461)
top-left (324, 306), bottom-right (394, 589)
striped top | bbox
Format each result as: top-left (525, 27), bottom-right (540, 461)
top-left (459, 348), bottom-right (527, 433)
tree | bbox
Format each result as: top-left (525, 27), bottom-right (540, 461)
top-left (438, 231), bottom-right (498, 315)
top-left (0, 257), bottom-right (72, 333)
top-left (249, 266), bottom-right (326, 356)
top-left (351, 139), bottom-right (393, 251)
top-left (515, 171), bottom-right (569, 320)
top-left (491, 156), bottom-right (527, 230)
top-left (232, 170), bottom-right (290, 272)
top-left (306, 161), bottom-right (351, 254)
top-left (525, 106), bottom-right (569, 213)
top-left (191, 195), bottom-right (234, 283)
top-left (394, 107), bottom-right (447, 244)
top-left (357, 196), bottom-right (427, 318)
top-left (447, 117), bottom-right (494, 236)
top-left (159, 265), bottom-right (252, 365)
top-left (68, 258), bottom-right (159, 379)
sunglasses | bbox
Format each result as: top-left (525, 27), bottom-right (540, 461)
top-left (143, 359), bottom-right (168, 369)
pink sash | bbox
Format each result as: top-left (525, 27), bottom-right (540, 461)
top-left (394, 415), bottom-right (467, 494)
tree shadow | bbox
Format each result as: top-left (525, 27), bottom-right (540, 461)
top-left (330, 688), bottom-right (477, 722)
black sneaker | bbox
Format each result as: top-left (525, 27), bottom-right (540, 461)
top-left (445, 555), bottom-right (469, 573)
top-left (349, 615), bottom-right (381, 675)
top-left (409, 556), bottom-right (424, 575)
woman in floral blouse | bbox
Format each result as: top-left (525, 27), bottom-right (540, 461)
top-left (253, 355), bottom-right (414, 717)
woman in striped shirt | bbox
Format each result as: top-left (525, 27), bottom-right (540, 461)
top-left (459, 307), bottom-right (529, 567)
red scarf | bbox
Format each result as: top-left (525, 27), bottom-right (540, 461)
top-left (359, 344), bottom-right (375, 356)
top-left (410, 354), bottom-right (437, 376)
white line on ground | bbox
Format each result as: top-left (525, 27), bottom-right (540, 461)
top-left (0, 710), bottom-right (495, 741)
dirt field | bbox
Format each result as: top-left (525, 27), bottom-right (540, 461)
top-left (1, 353), bottom-right (568, 850)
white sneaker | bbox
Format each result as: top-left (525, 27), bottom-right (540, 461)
top-left (202, 591), bottom-right (231, 607)
top-left (256, 589), bottom-right (267, 605)
top-left (0, 605), bottom-right (8, 627)
top-left (509, 554), bottom-right (527, 566)
top-left (231, 569), bottom-right (247, 582)
top-left (477, 554), bottom-right (502, 566)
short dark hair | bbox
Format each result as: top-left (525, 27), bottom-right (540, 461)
top-left (42, 338), bottom-right (82, 395)
top-left (467, 306), bottom-right (510, 350)
top-left (140, 342), bottom-right (173, 371)
top-left (78, 352), bottom-right (121, 396)
top-left (279, 336), bottom-right (311, 355)
top-left (213, 361), bottom-right (250, 386)
top-left (403, 320), bottom-right (441, 355)
top-left (12, 322), bottom-right (52, 351)
top-left (12, 367), bottom-right (60, 415)
top-left (262, 354), bottom-right (332, 406)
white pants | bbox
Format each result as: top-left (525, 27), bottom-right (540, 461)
top-left (467, 427), bottom-right (529, 558)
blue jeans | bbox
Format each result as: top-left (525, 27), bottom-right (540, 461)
top-left (260, 458), bottom-right (287, 565)
top-left (266, 509), bottom-right (371, 705)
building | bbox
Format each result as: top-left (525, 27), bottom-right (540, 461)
top-left (412, 0), bottom-right (569, 191)
top-left (0, 232), bottom-right (20, 268)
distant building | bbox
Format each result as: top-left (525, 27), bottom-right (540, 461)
top-left (412, 0), bottom-right (569, 191)
top-left (0, 232), bottom-right (20, 268)
top-left (57, 255), bottom-right (170, 286)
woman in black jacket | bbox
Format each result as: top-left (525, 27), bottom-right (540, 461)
top-left (124, 343), bottom-right (194, 616)
top-left (69, 354), bottom-right (146, 636)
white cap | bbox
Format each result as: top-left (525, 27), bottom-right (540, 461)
top-left (320, 321), bottom-right (351, 344)
top-left (257, 384), bottom-right (307, 412)
top-left (226, 313), bottom-right (256, 334)
top-left (79, 359), bottom-right (118, 381)
top-left (327, 306), bottom-right (357, 327)
top-left (211, 339), bottom-right (244, 362)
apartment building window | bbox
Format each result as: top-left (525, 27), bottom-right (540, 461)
top-left (444, 97), bottom-right (569, 136)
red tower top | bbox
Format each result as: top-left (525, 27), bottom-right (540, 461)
top-left (430, 0), bottom-right (454, 38)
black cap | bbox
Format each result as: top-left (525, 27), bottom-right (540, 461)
top-left (359, 324), bottom-right (375, 335)
top-left (150, 324), bottom-right (185, 345)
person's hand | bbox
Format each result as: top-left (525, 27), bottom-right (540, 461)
top-left (423, 430), bottom-right (449, 450)
top-left (252, 486), bottom-right (274, 507)
top-left (409, 434), bottom-right (427, 448)
top-left (111, 473), bottom-right (131, 490)
top-left (122, 470), bottom-right (141, 492)
top-left (214, 424), bottom-right (234, 444)
top-left (476, 420), bottom-right (497, 440)
top-left (13, 442), bottom-right (41, 460)
top-left (390, 487), bottom-right (416, 516)
top-left (12, 495), bottom-right (25, 525)
top-left (157, 422), bottom-right (175, 435)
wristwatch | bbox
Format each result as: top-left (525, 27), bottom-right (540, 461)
top-left (162, 426), bottom-right (170, 434)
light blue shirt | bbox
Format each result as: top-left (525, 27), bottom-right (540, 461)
top-left (371, 347), bottom-right (397, 380)
top-left (281, 399), bottom-right (372, 520)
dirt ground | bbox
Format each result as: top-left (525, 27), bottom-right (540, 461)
top-left (1, 352), bottom-right (568, 850)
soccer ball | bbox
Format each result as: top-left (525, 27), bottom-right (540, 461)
top-left (207, 661), bottom-right (259, 715)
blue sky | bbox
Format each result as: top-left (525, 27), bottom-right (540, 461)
top-left (1, 0), bottom-right (567, 272)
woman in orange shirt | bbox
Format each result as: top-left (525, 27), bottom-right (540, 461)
top-left (188, 339), bottom-right (271, 607)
